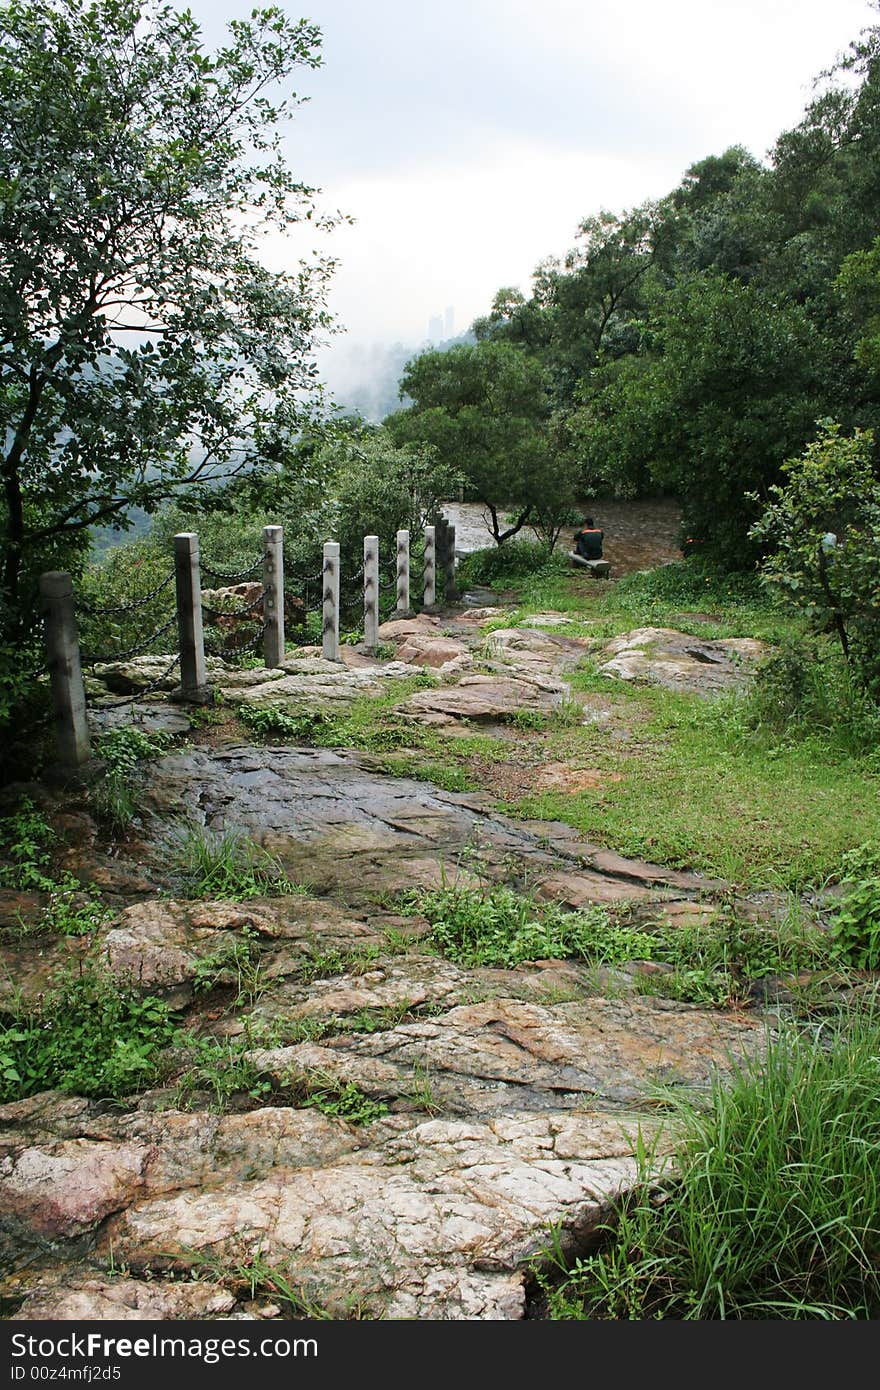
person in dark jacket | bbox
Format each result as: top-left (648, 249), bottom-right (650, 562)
top-left (574, 517), bottom-right (604, 560)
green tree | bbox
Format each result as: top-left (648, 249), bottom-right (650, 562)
top-left (570, 274), bottom-right (825, 565)
top-left (749, 421), bottom-right (880, 695)
top-left (386, 340), bottom-right (562, 545)
top-left (837, 237), bottom-right (880, 381)
top-left (0, 0), bottom-right (339, 627)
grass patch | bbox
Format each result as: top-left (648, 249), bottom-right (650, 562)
top-left (402, 879), bottom-right (834, 1005)
top-left (534, 1008), bottom-right (880, 1319)
top-left (502, 678), bottom-right (880, 890)
top-left (0, 964), bottom-right (175, 1102)
top-left (169, 824), bottom-right (302, 900)
top-left (402, 881), bottom-right (651, 969)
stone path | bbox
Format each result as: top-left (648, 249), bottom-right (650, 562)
top-left (1, 599), bottom-right (777, 1321)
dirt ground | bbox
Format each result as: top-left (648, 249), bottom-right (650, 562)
top-left (442, 497), bottom-right (683, 577)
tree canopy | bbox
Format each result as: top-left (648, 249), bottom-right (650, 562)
top-left (444, 6), bottom-right (880, 566)
top-left (0, 0), bottom-right (340, 626)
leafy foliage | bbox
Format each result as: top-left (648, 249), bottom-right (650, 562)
top-left (0, 965), bottom-right (175, 1101)
top-left (1, 0), bottom-right (339, 720)
top-left (830, 845), bottom-right (880, 970)
top-left (750, 421), bottom-right (880, 695)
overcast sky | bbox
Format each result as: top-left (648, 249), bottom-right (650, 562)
top-left (187, 0), bottom-right (878, 370)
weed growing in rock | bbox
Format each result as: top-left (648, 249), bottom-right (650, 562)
top-left (534, 1009), bottom-right (880, 1319)
top-left (830, 845), bottom-right (880, 970)
top-left (183, 1247), bottom-right (337, 1319)
top-left (171, 1035), bottom-right (273, 1111)
top-left (91, 725), bottom-right (173, 832)
top-left (403, 881), bottom-right (654, 969)
top-left (296, 943), bottom-right (383, 984)
top-left (0, 797), bottom-right (109, 937)
top-left (191, 928), bottom-right (267, 1007)
top-left (0, 965), bottom-right (175, 1102)
top-left (170, 824), bottom-right (300, 900)
top-left (300, 1073), bottom-right (389, 1125)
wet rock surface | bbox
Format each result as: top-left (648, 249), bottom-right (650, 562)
top-left (3, 530), bottom-right (792, 1322)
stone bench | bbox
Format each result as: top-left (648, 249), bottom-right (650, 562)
top-left (569, 553), bottom-right (611, 578)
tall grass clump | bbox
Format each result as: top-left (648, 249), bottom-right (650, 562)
top-left (170, 823), bottom-right (298, 900)
top-left (538, 1010), bottom-right (880, 1319)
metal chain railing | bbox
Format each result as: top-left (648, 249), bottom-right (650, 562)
top-left (199, 555), bottom-right (263, 585)
top-left (82, 613), bottom-right (178, 668)
top-left (79, 570), bottom-right (176, 616)
top-left (92, 652), bottom-right (183, 709)
top-left (204, 620), bottom-right (269, 663)
top-left (201, 587), bottom-right (266, 622)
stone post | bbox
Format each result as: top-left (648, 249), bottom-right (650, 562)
top-left (363, 534), bottom-right (379, 655)
top-left (442, 521), bottom-right (459, 601)
top-left (322, 540), bottom-right (340, 662)
top-left (173, 532), bottom-right (209, 702)
top-left (396, 529), bottom-right (410, 616)
top-left (423, 524), bottom-right (436, 610)
top-left (262, 525), bottom-right (285, 669)
top-left (38, 572), bottom-right (91, 768)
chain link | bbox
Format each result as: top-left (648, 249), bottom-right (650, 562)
top-left (79, 570), bottom-right (176, 616)
top-left (91, 652), bottom-right (182, 709)
top-left (83, 613), bottom-right (178, 667)
top-left (201, 587), bottom-right (265, 622)
top-left (204, 621), bottom-right (269, 663)
top-left (200, 554), bottom-right (263, 584)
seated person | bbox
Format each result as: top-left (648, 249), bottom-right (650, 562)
top-left (573, 516), bottom-right (604, 560)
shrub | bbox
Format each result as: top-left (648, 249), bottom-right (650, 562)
top-left (456, 539), bottom-right (565, 589)
top-left (831, 845), bottom-right (880, 970)
top-left (0, 966), bottom-right (175, 1102)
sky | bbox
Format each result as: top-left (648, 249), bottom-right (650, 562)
top-left (185, 0), bottom-right (879, 390)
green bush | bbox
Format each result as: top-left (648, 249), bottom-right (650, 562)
top-left (831, 845), bottom-right (880, 970)
top-left (744, 638), bottom-right (880, 754)
top-left (0, 966), bottom-right (176, 1101)
top-left (456, 539), bottom-right (566, 589)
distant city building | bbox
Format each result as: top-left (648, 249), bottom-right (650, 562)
top-left (427, 314), bottom-right (443, 340)
top-left (444, 305), bottom-right (455, 338)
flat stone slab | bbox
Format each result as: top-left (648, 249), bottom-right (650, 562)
top-left (0, 984), bottom-right (763, 1319)
top-left (401, 673), bottom-right (566, 727)
top-left (137, 746), bottom-right (718, 911)
top-left (596, 627), bottom-right (766, 694)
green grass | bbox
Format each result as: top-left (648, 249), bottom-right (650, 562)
top-left (403, 881), bottom-right (652, 969)
top-left (534, 1008), bottom-right (880, 1319)
top-left (488, 554), bottom-right (801, 645)
top-left (402, 879), bottom-right (834, 1005)
top-left (169, 823), bottom-right (303, 900)
top-left (502, 676), bottom-right (880, 890)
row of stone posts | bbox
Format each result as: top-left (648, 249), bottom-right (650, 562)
top-left (320, 522), bottom-right (456, 660)
top-left (39, 518), bottom-right (458, 767)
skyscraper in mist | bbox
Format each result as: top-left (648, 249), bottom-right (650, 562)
top-left (444, 306), bottom-right (454, 337)
top-left (427, 313), bottom-right (443, 340)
